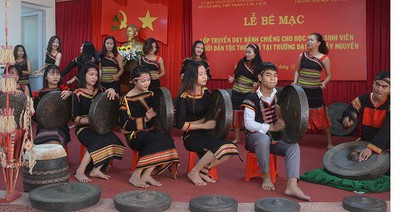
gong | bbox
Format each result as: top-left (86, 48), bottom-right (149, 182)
top-left (323, 141), bottom-right (389, 180)
top-left (89, 92), bottom-right (119, 135)
top-left (189, 195), bottom-right (238, 212)
top-left (152, 87), bottom-right (174, 135)
top-left (36, 91), bottom-right (72, 129)
top-left (206, 89), bottom-right (233, 139)
top-left (342, 196), bottom-right (387, 212)
top-left (255, 197), bottom-right (300, 212)
top-left (277, 84), bottom-right (309, 143)
top-left (113, 190), bottom-right (172, 212)
top-left (0, 92), bottom-right (27, 128)
top-left (29, 182), bottom-right (101, 211)
top-left (328, 102), bottom-right (358, 136)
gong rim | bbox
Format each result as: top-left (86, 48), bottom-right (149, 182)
top-left (207, 89), bottom-right (232, 139)
top-left (277, 84), bottom-right (309, 143)
top-left (152, 87), bottom-right (174, 135)
top-left (255, 197), bottom-right (300, 212)
top-left (37, 91), bottom-right (72, 129)
top-left (189, 195), bottom-right (238, 212)
top-left (89, 92), bottom-right (119, 135)
top-left (342, 196), bottom-right (387, 212)
top-left (113, 190), bottom-right (172, 212)
top-left (323, 141), bottom-right (390, 180)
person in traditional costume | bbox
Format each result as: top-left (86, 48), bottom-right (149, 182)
top-left (45, 35), bottom-right (62, 67)
top-left (293, 33), bottom-right (333, 149)
top-left (100, 36), bottom-right (124, 94)
top-left (72, 62), bottom-right (125, 182)
top-left (140, 38), bottom-right (165, 89)
top-left (341, 71), bottom-right (390, 161)
top-left (32, 64), bottom-right (72, 147)
top-left (228, 44), bottom-right (263, 144)
top-left (6, 65), bottom-right (30, 97)
top-left (119, 65), bottom-right (180, 188)
top-left (13, 45), bottom-right (32, 96)
top-left (176, 61), bottom-right (240, 186)
top-left (242, 62), bottom-right (310, 200)
top-left (180, 40), bottom-right (211, 80)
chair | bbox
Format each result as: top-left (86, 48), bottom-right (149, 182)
top-left (244, 152), bottom-right (278, 183)
top-left (188, 151), bottom-right (218, 180)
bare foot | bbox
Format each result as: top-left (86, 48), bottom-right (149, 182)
top-left (261, 176), bottom-right (275, 191)
top-left (74, 171), bottom-right (91, 182)
top-left (200, 173), bottom-right (216, 183)
top-left (188, 170), bottom-right (207, 186)
top-left (285, 185), bottom-right (311, 201)
top-left (89, 169), bottom-right (111, 180)
top-left (129, 174), bottom-right (149, 188)
top-left (142, 175), bottom-right (162, 187)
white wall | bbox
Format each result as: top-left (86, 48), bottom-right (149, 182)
top-left (0, 0), bottom-right (55, 47)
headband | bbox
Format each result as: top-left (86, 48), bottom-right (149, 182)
top-left (376, 76), bottom-right (390, 85)
top-left (134, 75), bottom-right (150, 81)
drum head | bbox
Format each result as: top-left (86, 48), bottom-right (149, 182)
top-left (0, 92), bottom-right (27, 128)
top-left (342, 196), bottom-right (387, 212)
top-left (113, 190), bottom-right (172, 212)
top-left (37, 91), bottom-right (72, 129)
top-left (89, 92), bottom-right (119, 135)
top-left (206, 89), bottom-right (232, 139)
top-left (328, 102), bottom-right (358, 136)
top-left (255, 197), bottom-right (300, 212)
top-left (277, 84), bottom-right (309, 143)
top-left (189, 195), bottom-right (238, 212)
top-left (323, 141), bottom-right (390, 180)
top-left (29, 182), bottom-right (101, 211)
top-left (152, 87), bottom-right (174, 135)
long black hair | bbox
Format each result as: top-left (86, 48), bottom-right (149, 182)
top-left (13, 45), bottom-right (28, 59)
top-left (234, 43), bottom-right (263, 77)
top-left (130, 65), bottom-right (150, 87)
top-left (311, 33), bottom-right (329, 55)
top-left (191, 40), bottom-right (207, 60)
top-left (46, 35), bottom-right (62, 53)
top-left (143, 38), bottom-right (159, 55)
top-left (80, 41), bottom-right (99, 65)
top-left (76, 62), bottom-right (101, 89)
top-left (100, 36), bottom-right (118, 58)
top-left (43, 64), bottom-right (61, 88)
top-left (177, 61), bottom-right (203, 98)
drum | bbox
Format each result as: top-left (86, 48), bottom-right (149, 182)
top-left (22, 144), bottom-right (69, 192)
top-left (206, 89), bottom-right (232, 139)
top-left (89, 92), bottom-right (119, 135)
top-left (36, 91), bottom-right (72, 129)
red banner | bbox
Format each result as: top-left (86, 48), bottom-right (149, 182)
top-left (192, 0), bottom-right (366, 80)
top-left (100, 0), bottom-right (168, 44)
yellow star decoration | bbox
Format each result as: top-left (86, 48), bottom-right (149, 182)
top-left (138, 10), bottom-right (158, 31)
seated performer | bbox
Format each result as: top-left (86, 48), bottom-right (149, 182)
top-left (72, 62), bottom-right (125, 182)
top-left (342, 71), bottom-right (390, 161)
top-left (33, 64), bottom-right (72, 147)
top-left (242, 62), bottom-right (310, 200)
top-left (119, 65), bottom-right (180, 188)
top-left (6, 65), bottom-right (30, 97)
top-left (175, 61), bottom-right (240, 186)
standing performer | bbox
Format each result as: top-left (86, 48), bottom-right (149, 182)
top-left (180, 40), bottom-right (211, 80)
top-left (140, 38), bottom-right (165, 89)
top-left (341, 71), bottom-right (390, 161)
top-left (119, 65), bottom-right (180, 188)
top-left (13, 45), bottom-right (32, 95)
top-left (33, 65), bottom-right (72, 147)
top-left (176, 61), bottom-right (240, 186)
top-left (62, 41), bottom-right (99, 85)
top-left (45, 35), bottom-right (62, 67)
top-left (228, 44), bottom-right (262, 143)
top-left (100, 36), bottom-right (124, 94)
top-left (242, 62), bottom-right (310, 200)
top-left (72, 62), bottom-right (125, 182)
top-left (293, 32), bottom-right (333, 149)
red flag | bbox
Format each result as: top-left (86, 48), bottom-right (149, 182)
top-left (101, 0), bottom-right (168, 44)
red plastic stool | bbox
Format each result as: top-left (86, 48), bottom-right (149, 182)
top-left (79, 144), bottom-right (85, 160)
top-left (244, 152), bottom-right (278, 183)
top-left (131, 151), bottom-right (139, 171)
top-left (188, 151), bottom-right (218, 180)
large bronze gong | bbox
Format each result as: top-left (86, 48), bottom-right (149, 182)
top-left (342, 196), bottom-right (387, 212)
top-left (152, 87), bottom-right (174, 135)
top-left (323, 141), bottom-right (390, 180)
top-left (277, 84), bottom-right (309, 143)
top-left (89, 92), bottom-right (119, 135)
top-left (206, 89), bottom-right (232, 139)
top-left (328, 102), bottom-right (358, 136)
top-left (0, 92), bottom-right (27, 128)
top-left (113, 190), bottom-right (172, 212)
top-left (189, 195), bottom-right (238, 212)
top-left (255, 197), bottom-right (300, 212)
top-left (36, 91), bottom-right (72, 129)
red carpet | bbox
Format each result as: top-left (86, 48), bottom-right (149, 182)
top-left (0, 127), bottom-right (390, 203)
